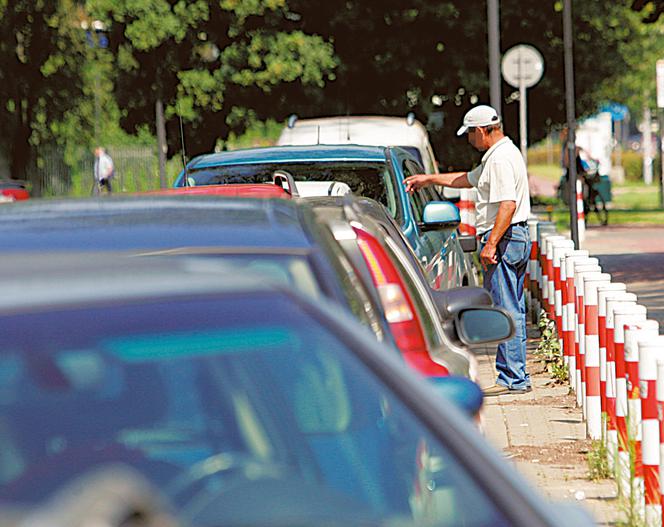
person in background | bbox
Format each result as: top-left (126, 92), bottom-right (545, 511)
top-left (94, 146), bottom-right (115, 194)
top-left (403, 104), bottom-right (532, 396)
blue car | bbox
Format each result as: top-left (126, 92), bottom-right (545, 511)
top-left (0, 260), bottom-right (592, 527)
top-left (174, 145), bottom-right (478, 290)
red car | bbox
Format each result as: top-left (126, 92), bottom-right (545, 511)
top-left (140, 183), bottom-right (292, 199)
top-left (0, 180), bottom-right (29, 202)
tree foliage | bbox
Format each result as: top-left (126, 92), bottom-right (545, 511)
top-left (88, 0), bottom-right (337, 157)
top-left (0, 0), bottom-right (87, 188)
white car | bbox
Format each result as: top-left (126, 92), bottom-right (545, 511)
top-left (277, 114), bottom-right (460, 200)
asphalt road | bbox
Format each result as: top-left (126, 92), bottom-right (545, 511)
top-left (582, 226), bottom-right (664, 323)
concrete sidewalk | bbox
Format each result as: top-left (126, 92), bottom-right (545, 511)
top-left (479, 335), bottom-right (620, 525)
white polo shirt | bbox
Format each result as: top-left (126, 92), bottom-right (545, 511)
top-left (466, 137), bottom-right (531, 235)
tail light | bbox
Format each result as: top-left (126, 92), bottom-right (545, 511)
top-left (352, 225), bottom-right (448, 377)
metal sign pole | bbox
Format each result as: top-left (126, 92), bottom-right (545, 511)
top-left (519, 75), bottom-right (528, 165)
top-left (488, 0), bottom-right (502, 115)
top-left (563, 0), bottom-right (579, 248)
top-left (657, 60), bottom-right (664, 207)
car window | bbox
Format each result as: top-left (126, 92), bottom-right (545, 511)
top-left (183, 162), bottom-right (398, 211)
top-left (402, 159), bottom-right (428, 224)
top-left (0, 294), bottom-right (508, 526)
top-left (204, 254), bottom-right (322, 300)
top-left (312, 227), bottom-right (386, 342)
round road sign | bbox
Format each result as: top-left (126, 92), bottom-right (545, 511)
top-left (501, 44), bottom-right (544, 89)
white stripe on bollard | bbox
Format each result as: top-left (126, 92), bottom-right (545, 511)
top-left (641, 336), bottom-right (664, 526)
top-left (625, 320), bottom-right (660, 520)
top-left (614, 304), bottom-right (648, 496)
top-left (583, 272), bottom-right (612, 440)
top-left (576, 178), bottom-right (586, 243)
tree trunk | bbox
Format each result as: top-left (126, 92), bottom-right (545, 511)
top-left (10, 119), bottom-right (34, 193)
top-left (155, 98), bottom-right (167, 189)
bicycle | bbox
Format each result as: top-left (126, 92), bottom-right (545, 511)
top-left (556, 160), bottom-right (609, 226)
top-left (580, 160), bottom-right (609, 226)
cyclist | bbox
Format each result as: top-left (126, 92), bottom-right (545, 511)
top-left (558, 127), bottom-right (608, 225)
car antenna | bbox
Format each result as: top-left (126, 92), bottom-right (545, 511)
top-left (317, 125), bottom-right (320, 145)
top-left (179, 113), bottom-right (189, 187)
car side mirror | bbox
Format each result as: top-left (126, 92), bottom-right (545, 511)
top-left (428, 375), bottom-right (483, 416)
top-left (430, 286), bottom-right (493, 320)
top-left (419, 201), bottom-right (460, 231)
top-left (454, 307), bottom-right (515, 346)
top-left (458, 234), bottom-right (477, 253)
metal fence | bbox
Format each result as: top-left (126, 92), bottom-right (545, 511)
top-left (29, 145), bottom-right (162, 197)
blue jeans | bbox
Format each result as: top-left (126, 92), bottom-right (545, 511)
top-left (481, 224), bottom-right (531, 390)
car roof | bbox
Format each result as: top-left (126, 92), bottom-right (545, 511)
top-left (0, 196), bottom-right (315, 252)
top-left (0, 253), bottom-right (279, 312)
top-left (278, 116), bottom-right (429, 149)
top-left (188, 144), bottom-right (388, 170)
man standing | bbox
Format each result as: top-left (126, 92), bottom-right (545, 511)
top-left (404, 105), bottom-right (531, 395)
top-left (94, 146), bottom-right (115, 194)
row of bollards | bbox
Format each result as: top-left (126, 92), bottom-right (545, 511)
top-left (526, 218), bottom-right (663, 525)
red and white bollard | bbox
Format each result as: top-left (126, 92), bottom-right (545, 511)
top-left (458, 188), bottom-right (477, 236)
top-left (605, 293), bottom-right (639, 471)
top-left (562, 251), bottom-right (589, 378)
top-left (573, 260), bottom-right (601, 412)
top-left (625, 320), bottom-right (660, 520)
top-left (551, 239), bottom-right (575, 344)
top-left (576, 178), bottom-right (586, 244)
top-left (598, 284), bottom-right (628, 426)
top-left (640, 336), bottom-right (664, 526)
top-left (541, 234), bottom-right (564, 318)
top-left (583, 272), bottom-right (612, 439)
top-left (614, 304), bottom-right (648, 495)
top-left (536, 223), bottom-right (557, 316)
top-left (654, 343), bottom-right (664, 527)
top-left (527, 219), bottom-right (540, 318)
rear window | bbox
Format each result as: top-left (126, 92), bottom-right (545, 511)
top-left (179, 162), bottom-right (403, 222)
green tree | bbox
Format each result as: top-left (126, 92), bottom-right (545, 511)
top-left (0, 0), bottom-right (87, 191)
top-left (88, 0), bottom-right (337, 157)
top-left (273, 0), bottom-right (641, 168)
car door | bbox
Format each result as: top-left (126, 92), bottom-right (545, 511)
top-left (399, 155), bottom-right (460, 290)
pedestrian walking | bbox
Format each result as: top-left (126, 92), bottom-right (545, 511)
top-left (93, 146), bottom-right (115, 194)
top-left (404, 104), bottom-right (532, 395)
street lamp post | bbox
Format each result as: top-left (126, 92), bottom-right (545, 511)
top-left (487, 0), bottom-right (502, 115)
top-left (563, 0), bottom-right (580, 248)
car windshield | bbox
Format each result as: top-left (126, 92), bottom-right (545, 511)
top-left (0, 292), bottom-right (508, 526)
top-left (180, 161), bottom-right (402, 221)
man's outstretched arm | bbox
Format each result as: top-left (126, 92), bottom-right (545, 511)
top-left (403, 171), bottom-right (472, 193)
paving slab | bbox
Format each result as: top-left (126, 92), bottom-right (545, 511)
top-left (478, 335), bottom-right (622, 526)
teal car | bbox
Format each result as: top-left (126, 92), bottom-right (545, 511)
top-left (174, 145), bottom-right (478, 289)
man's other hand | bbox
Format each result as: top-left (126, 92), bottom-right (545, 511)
top-left (480, 240), bottom-right (499, 270)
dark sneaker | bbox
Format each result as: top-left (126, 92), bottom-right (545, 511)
top-left (483, 384), bottom-right (532, 396)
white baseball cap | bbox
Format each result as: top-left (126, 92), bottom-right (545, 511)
top-left (456, 105), bottom-right (501, 136)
